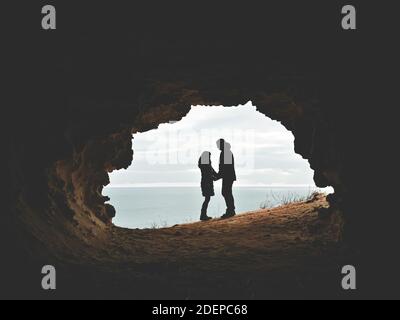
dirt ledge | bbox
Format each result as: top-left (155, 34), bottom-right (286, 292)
top-left (55, 194), bottom-right (348, 299)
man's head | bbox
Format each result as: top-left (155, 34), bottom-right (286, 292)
top-left (216, 138), bottom-right (225, 151)
top-left (217, 139), bottom-right (231, 152)
top-left (217, 139), bottom-right (233, 164)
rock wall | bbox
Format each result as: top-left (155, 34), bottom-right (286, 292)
top-left (4, 2), bottom-right (393, 297)
top-left (7, 73), bottom-right (345, 246)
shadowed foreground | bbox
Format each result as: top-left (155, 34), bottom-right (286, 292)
top-left (53, 194), bottom-right (350, 299)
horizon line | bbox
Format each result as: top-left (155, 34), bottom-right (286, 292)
top-left (105, 184), bottom-right (326, 189)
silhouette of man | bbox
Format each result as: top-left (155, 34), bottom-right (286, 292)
top-left (216, 139), bottom-right (236, 218)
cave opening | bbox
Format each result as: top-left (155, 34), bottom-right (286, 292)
top-left (103, 102), bottom-right (333, 229)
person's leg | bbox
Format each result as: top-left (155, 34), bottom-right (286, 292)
top-left (226, 180), bottom-right (235, 213)
top-left (201, 196), bottom-right (210, 214)
top-left (200, 196), bottom-right (211, 221)
top-left (222, 180), bottom-right (235, 218)
top-left (221, 180), bottom-right (228, 211)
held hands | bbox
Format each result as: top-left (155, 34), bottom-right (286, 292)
top-left (212, 168), bottom-right (220, 181)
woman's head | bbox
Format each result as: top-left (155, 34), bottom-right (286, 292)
top-left (199, 151), bottom-right (211, 165)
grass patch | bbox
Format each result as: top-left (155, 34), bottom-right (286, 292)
top-left (260, 189), bottom-right (322, 209)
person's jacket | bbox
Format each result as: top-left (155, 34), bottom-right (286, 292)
top-left (217, 150), bottom-right (237, 181)
top-left (199, 163), bottom-right (218, 196)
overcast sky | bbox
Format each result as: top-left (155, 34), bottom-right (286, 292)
top-left (108, 102), bottom-right (317, 188)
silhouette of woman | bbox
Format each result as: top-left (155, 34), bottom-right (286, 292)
top-left (198, 151), bottom-right (218, 221)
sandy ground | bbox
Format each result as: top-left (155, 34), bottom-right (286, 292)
top-left (56, 194), bottom-right (350, 299)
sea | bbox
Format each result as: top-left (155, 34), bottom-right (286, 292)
top-left (103, 186), bottom-right (333, 229)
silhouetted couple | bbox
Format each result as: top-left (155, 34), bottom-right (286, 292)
top-left (198, 139), bottom-right (236, 221)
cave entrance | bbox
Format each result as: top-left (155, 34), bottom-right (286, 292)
top-left (104, 102), bottom-right (333, 229)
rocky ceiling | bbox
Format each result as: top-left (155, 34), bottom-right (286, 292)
top-left (3, 2), bottom-right (397, 298)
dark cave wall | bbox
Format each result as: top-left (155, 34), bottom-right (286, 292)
top-left (11, 74), bottom-right (345, 245)
top-left (50, 132), bottom-right (132, 225)
top-left (4, 1), bottom-right (381, 265)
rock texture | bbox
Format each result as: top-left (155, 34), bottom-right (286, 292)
top-left (3, 2), bottom-right (396, 298)
top-left (74, 195), bottom-right (345, 299)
